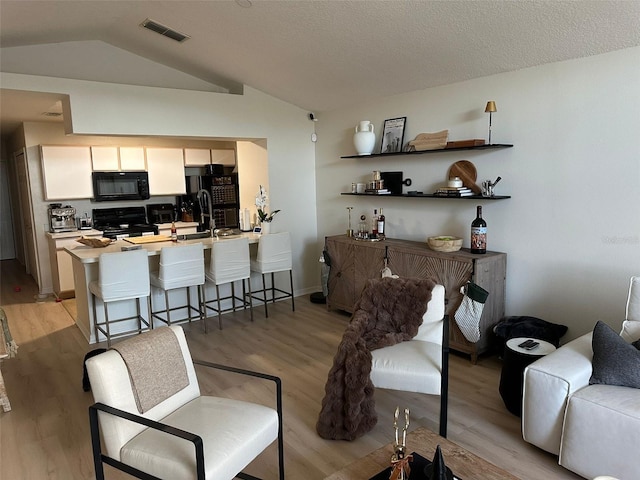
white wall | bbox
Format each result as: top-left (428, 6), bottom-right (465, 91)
top-left (315, 47), bottom-right (640, 341)
top-left (0, 74), bottom-right (319, 298)
top-left (237, 140), bottom-right (269, 226)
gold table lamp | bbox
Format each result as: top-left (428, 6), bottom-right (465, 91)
top-left (485, 101), bottom-right (497, 145)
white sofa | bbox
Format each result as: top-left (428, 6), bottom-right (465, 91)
top-left (522, 276), bottom-right (640, 480)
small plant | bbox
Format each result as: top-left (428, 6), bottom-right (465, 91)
top-left (255, 185), bottom-right (280, 223)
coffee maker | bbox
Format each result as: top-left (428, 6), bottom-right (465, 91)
top-left (48, 204), bottom-right (77, 233)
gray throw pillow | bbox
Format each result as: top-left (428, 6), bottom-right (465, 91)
top-left (589, 321), bottom-right (640, 388)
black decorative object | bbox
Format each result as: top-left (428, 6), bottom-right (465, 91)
top-left (423, 445), bottom-right (454, 480)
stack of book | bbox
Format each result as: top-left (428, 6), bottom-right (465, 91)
top-left (364, 188), bottom-right (391, 195)
top-left (433, 186), bottom-right (474, 197)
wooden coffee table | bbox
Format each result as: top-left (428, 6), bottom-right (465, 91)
top-left (325, 427), bottom-right (518, 480)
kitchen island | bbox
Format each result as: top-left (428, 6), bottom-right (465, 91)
top-left (66, 232), bottom-right (261, 343)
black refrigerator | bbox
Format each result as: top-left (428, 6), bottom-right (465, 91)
top-left (179, 168), bottom-right (240, 230)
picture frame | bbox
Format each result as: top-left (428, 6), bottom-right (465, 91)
top-left (253, 226), bottom-right (263, 234)
top-left (380, 117), bottom-right (406, 153)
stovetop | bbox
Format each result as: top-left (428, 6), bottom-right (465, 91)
top-left (93, 207), bottom-right (158, 239)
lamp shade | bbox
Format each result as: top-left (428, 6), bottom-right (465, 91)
top-left (485, 101), bottom-right (497, 113)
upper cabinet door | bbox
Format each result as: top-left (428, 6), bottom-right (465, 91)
top-left (146, 147), bottom-right (186, 195)
top-left (184, 148), bottom-right (212, 166)
top-left (90, 146), bottom-right (119, 171)
top-left (211, 149), bottom-right (236, 166)
top-left (41, 145), bottom-right (93, 200)
top-left (119, 147), bottom-right (146, 171)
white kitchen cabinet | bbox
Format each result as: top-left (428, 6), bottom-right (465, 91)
top-left (91, 146), bottom-right (119, 170)
top-left (146, 147), bottom-right (186, 195)
top-left (184, 148), bottom-right (212, 166)
top-left (119, 147), bottom-right (146, 170)
top-left (184, 148), bottom-right (236, 166)
top-left (91, 146), bottom-right (146, 171)
top-left (41, 145), bottom-right (93, 200)
top-left (211, 149), bottom-right (236, 166)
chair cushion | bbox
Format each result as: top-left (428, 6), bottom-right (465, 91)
top-left (371, 340), bottom-right (442, 394)
top-left (206, 237), bottom-right (250, 285)
top-left (560, 384), bottom-right (640, 480)
top-left (590, 321), bottom-right (640, 389)
top-left (152, 243), bottom-right (205, 291)
top-left (91, 249), bottom-right (150, 301)
top-left (627, 276), bottom-right (640, 322)
top-left (121, 396), bottom-right (279, 480)
top-left (412, 284), bottom-right (445, 343)
top-left (250, 232), bottom-right (292, 274)
top-left (620, 276), bottom-right (640, 342)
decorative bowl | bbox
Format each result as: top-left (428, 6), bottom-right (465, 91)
top-left (427, 236), bottom-right (463, 252)
top-left (77, 236), bottom-right (113, 248)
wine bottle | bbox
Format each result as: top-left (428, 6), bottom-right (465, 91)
top-left (377, 208), bottom-right (385, 238)
top-left (470, 205), bottom-right (486, 254)
top-left (372, 209), bottom-right (378, 237)
top-left (171, 221), bottom-right (178, 242)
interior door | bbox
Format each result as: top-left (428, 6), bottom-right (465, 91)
top-left (15, 149), bottom-right (40, 285)
top-left (0, 160), bottom-right (16, 260)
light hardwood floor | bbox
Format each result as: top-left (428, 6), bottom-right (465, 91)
top-left (0, 259), bottom-right (581, 480)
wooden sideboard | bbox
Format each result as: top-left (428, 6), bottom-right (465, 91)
top-left (325, 235), bottom-right (506, 362)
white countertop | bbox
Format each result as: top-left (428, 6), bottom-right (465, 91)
top-left (46, 229), bottom-right (103, 239)
top-left (65, 232), bottom-right (262, 263)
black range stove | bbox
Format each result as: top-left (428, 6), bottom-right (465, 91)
top-left (93, 207), bottom-right (158, 240)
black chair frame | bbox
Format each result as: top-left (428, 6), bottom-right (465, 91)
top-left (250, 271), bottom-right (295, 318)
top-left (203, 279), bottom-right (254, 330)
top-left (89, 361), bottom-right (284, 480)
top-left (439, 314), bottom-right (449, 438)
top-left (150, 284), bottom-right (205, 328)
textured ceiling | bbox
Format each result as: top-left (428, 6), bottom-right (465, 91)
top-left (1, 0), bottom-right (639, 134)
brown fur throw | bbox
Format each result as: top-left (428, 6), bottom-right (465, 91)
top-left (316, 276), bottom-right (435, 440)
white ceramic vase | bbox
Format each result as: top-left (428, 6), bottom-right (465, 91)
top-left (353, 120), bottom-right (376, 155)
top-left (261, 222), bottom-right (271, 234)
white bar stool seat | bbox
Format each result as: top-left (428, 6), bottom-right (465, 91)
top-left (150, 243), bottom-right (205, 330)
top-left (250, 232), bottom-right (294, 318)
top-left (204, 237), bottom-right (253, 330)
top-left (89, 249), bottom-right (151, 347)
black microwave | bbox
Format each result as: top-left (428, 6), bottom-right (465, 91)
top-left (92, 171), bottom-right (150, 202)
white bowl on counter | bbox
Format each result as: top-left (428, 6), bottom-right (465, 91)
top-left (427, 236), bottom-right (463, 252)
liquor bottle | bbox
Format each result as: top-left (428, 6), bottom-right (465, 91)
top-left (372, 209), bottom-right (378, 237)
top-left (171, 221), bottom-right (177, 242)
top-left (377, 208), bottom-right (386, 238)
top-left (470, 205), bottom-right (486, 254)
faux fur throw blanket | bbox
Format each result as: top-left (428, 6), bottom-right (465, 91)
top-left (316, 276), bottom-right (435, 440)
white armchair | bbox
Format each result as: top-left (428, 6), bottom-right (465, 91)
top-left (370, 284), bottom-right (449, 437)
top-left (86, 325), bottom-right (284, 480)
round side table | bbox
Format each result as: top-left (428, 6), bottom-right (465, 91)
top-left (499, 337), bottom-right (556, 416)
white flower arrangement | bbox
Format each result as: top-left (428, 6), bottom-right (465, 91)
top-left (255, 185), bottom-right (280, 223)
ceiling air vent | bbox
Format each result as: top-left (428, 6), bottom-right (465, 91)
top-left (140, 18), bottom-right (190, 43)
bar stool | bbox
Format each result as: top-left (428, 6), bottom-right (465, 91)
top-left (89, 249), bottom-right (151, 347)
top-left (250, 232), bottom-right (294, 318)
top-left (149, 243), bottom-right (205, 329)
top-left (203, 237), bottom-right (253, 331)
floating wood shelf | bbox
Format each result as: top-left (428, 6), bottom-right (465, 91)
top-left (341, 143), bottom-right (513, 159)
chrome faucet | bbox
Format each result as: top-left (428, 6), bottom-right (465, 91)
top-left (196, 189), bottom-right (215, 237)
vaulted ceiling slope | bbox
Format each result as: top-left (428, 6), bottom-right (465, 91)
top-left (1, 0), bottom-right (640, 114)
